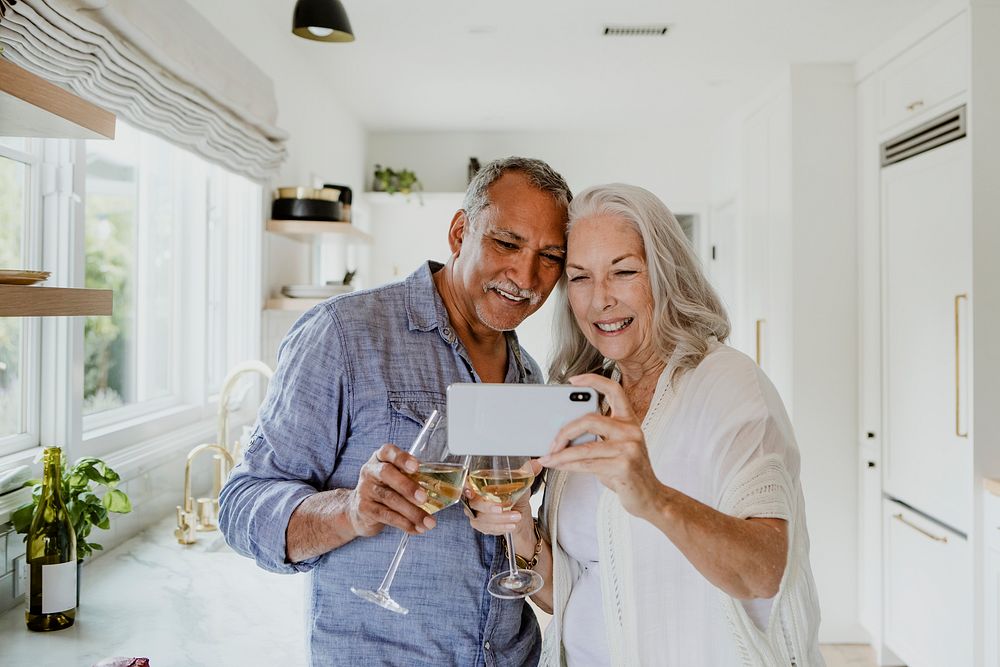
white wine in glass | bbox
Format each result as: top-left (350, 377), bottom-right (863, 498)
top-left (468, 455), bottom-right (543, 599)
top-left (351, 410), bottom-right (467, 614)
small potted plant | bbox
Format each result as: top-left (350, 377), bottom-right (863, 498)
top-left (371, 164), bottom-right (422, 197)
top-left (12, 455), bottom-right (133, 603)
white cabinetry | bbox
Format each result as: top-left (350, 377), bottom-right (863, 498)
top-left (985, 485), bottom-right (1000, 667)
top-left (877, 13), bottom-right (968, 133)
top-left (856, 4), bottom-right (1000, 665)
top-left (883, 499), bottom-right (971, 667)
top-left (882, 138), bottom-right (972, 534)
top-left (363, 192), bottom-right (461, 288)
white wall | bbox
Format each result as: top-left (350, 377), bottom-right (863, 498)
top-left (367, 129), bottom-right (710, 206)
top-left (190, 1), bottom-right (367, 366)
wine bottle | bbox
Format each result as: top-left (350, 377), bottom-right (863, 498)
top-left (25, 446), bottom-right (77, 632)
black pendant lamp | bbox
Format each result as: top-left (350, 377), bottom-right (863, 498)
top-left (292, 0), bottom-right (355, 42)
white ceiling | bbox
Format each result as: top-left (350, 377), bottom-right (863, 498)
top-left (282, 0), bottom-right (939, 132)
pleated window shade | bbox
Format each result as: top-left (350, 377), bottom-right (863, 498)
top-left (0, 0), bottom-right (287, 181)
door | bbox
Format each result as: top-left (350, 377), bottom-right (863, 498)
top-left (882, 138), bottom-right (972, 534)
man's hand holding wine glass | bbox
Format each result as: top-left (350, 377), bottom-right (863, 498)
top-left (349, 443), bottom-right (438, 538)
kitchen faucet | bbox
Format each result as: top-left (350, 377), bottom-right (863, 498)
top-left (175, 360), bottom-right (274, 545)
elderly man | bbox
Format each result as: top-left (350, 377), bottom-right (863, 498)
top-left (219, 157), bottom-right (572, 666)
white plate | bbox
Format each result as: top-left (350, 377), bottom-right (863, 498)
top-left (281, 284), bottom-right (354, 298)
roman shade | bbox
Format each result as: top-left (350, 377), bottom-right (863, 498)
top-left (0, 0), bottom-right (287, 181)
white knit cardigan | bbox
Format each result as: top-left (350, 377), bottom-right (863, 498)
top-left (538, 344), bottom-right (824, 666)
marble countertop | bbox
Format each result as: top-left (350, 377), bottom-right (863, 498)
top-left (0, 515), bottom-right (307, 667)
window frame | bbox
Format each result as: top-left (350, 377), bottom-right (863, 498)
top-left (0, 140), bottom-right (44, 458)
top-left (0, 130), bottom-right (263, 465)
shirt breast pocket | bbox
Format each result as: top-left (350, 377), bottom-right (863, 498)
top-left (387, 389), bottom-right (447, 452)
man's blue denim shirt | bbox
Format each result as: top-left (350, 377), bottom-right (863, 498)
top-left (219, 262), bottom-right (543, 667)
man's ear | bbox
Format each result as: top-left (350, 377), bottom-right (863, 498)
top-left (447, 210), bottom-right (470, 256)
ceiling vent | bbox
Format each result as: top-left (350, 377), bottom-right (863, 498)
top-left (881, 106), bottom-right (967, 167)
top-left (602, 24), bottom-right (671, 37)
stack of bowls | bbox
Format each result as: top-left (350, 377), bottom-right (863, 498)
top-left (271, 186), bottom-right (342, 221)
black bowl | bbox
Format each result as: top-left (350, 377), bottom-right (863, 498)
top-left (271, 198), bottom-right (343, 222)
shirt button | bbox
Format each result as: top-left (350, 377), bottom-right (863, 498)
top-left (484, 641), bottom-right (491, 651)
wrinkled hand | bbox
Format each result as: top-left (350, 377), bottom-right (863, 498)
top-left (348, 444), bottom-right (437, 538)
top-left (463, 459), bottom-right (543, 559)
top-left (539, 374), bottom-right (664, 520)
top-left (463, 459), bottom-right (543, 538)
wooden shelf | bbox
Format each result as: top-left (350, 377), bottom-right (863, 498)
top-left (0, 285), bottom-right (112, 317)
top-left (266, 219), bottom-right (372, 243)
top-left (0, 58), bottom-right (115, 140)
top-left (265, 297), bottom-right (323, 312)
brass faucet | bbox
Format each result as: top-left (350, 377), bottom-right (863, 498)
top-left (175, 360), bottom-right (273, 545)
top-left (175, 444), bottom-right (234, 545)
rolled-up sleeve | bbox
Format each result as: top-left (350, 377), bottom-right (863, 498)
top-left (219, 304), bottom-right (351, 573)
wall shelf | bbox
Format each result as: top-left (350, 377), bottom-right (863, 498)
top-left (266, 219), bottom-right (372, 243)
top-left (0, 58), bottom-right (116, 140)
top-left (0, 285), bottom-right (113, 317)
top-left (264, 297), bottom-right (323, 312)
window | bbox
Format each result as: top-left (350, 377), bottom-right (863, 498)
top-left (0, 123), bottom-right (262, 461)
top-left (0, 140), bottom-right (41, 457)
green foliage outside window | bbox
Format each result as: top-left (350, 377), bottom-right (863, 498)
top-left (0, 157), bottom-right (24, 437)
top-left (83, 186), bottom-right (134, 413)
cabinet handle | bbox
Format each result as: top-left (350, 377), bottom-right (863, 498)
top-left (893, 512), bottom-right (948, 543)
top-left (754, 319), bottom-right (765, 366)
top-left (955, 293), bottom-right (968, 438)
top-left (906, 99), bottom-right (925, 112)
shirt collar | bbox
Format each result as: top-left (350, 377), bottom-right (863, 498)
top-left (403, 261), bottom-right (532, 382)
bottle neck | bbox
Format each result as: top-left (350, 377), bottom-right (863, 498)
top-left (41, 448), bottom-right (63, 497)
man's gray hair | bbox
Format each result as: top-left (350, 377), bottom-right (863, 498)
top-left (463, 156), bottom-right (572, 230)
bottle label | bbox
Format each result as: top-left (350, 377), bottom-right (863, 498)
top-left (41, 561), bottom-right (76, 613)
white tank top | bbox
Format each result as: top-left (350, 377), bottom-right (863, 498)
top-left (558, 471), bottom-right (611, 666)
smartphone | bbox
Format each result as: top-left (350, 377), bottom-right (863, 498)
top-left (447, 383), bottom-right (598, 457)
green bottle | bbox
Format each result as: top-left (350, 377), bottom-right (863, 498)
top-left (25, 446), bottom-right (77, 631)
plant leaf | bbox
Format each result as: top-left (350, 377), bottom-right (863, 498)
top-left (103, 488), bottom-right (132, 514)
top-left (11, 503), bottom-right (35, 534)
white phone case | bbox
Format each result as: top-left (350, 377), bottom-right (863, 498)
top-left (447, 383), bottom-right (598, 457)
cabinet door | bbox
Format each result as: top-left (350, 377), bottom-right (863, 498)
top-left (858, 445), bottom-right (881, 637)
top-left (883, 500), bottom-right (971, 667)
top-left (877, 14), bottom-right (968, 133)
top-left (988, 548), bottom-right (1000, 667)
top-left (986, 491), bottom-right (1000, 667)
top-left (741, 107), bottom-right (771, 369)
top-left (882, 138), bottom-right (972, 533)
top-left (366, 194), bottom-right (460, 288)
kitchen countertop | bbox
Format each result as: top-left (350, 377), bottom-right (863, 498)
top-left (0, 514), bottom-right (307, 667)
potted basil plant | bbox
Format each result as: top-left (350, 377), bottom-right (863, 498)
top-left (12, 455), bottom-right (133, 603)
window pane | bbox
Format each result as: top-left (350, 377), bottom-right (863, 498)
top-left (84, 123), bottom-right (178, 416)
top-left (0, 138), bottom-right (26, 152)
top-left (0, 156), bottom-right (26, 439)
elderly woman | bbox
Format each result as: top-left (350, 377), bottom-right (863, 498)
top-left (467, 184), bottom-right (823, 666)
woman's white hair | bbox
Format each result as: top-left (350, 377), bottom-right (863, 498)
top-left (548, 183), bottom-right (731, 383)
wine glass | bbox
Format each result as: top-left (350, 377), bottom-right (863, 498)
top-left (467, 455), bottom-right (543, 599)
top-left (351, 410), bottom-right (468, 614)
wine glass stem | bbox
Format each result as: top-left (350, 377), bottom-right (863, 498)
top-left (504, 532), bottom-right (520, 575)
top-left (377, 532), bottom-right (411, 595)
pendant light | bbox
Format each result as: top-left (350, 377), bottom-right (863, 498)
top-left (292, 0), bottom-right (355, 42)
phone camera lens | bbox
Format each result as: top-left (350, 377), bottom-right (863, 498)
top-left (570, 392), bottom-right (590, 402)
